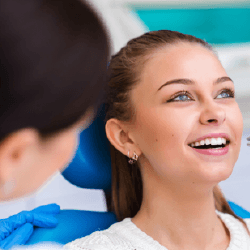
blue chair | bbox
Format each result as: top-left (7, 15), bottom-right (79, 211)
top-left (228, 201), bottom-right (250, 219)
top-left (26, 105), bottom-right (117, 246)
top-left (26, 210), bottom-right (116, 245)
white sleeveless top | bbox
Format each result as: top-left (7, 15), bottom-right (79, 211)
top-left (64, 212), bottom-right (250, 250)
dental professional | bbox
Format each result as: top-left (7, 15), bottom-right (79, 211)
top-left (0, 0), bottom-right (109, 248)
top-left (65, 30), bottom-right (250, 250)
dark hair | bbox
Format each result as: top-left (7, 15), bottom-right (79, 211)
top-left (105, 30), bottom-right (249, 232)
top-left (0, 0), bottom-right (109, 141)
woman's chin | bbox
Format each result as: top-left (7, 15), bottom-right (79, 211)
top-left (199, 162), bottom-right (235, 185)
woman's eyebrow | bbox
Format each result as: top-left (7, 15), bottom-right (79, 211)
top-left (157, 76), bottom-right (234, 92)
top-left (214, 76), bottom-right (234, 85)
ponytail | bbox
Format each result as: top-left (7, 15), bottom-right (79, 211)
top-left (109, 144), bottom-right (142, 221)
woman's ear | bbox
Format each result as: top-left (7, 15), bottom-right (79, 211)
top-left (105, 118), bottom-right (141, 157)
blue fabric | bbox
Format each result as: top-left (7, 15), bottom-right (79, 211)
top-left (0, 204), bottom-right (60, 249)
top-left (62, 105), bottom-right (112, 191)
top-left (26, 210), bottom-right (117, 245)
top-left (228, 201), bottom-right (250, 219)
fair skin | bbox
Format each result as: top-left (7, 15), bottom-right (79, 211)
top-left (0, 108), bottom-right (93, 201)
top-left (106, 43), bottom-right (243, 250)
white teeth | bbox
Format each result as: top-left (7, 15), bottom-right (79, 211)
top-left (217, 138), bottom-right (222, 145)
top-left (211, 138), bottom-right (217, 145)
top-left (190, 137), bottom-right (228, 148)
top-left (200, 140), bottom-right (205, 145)
top-left (205, 138), bottom-right (210, 145)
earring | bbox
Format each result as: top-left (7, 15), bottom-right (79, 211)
top-left (127, 150), bottom-right (138, 164)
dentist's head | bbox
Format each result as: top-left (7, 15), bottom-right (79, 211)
top-left (0, 0), bottom-right (109, 201)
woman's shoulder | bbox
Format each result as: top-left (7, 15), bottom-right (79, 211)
top-left (64, 219), bottom-right (133, 250)
top-left (63, 230), bottom-right (112, 250)
top-left (243, 218), bottom-right (250, 230)
top-left (218, 210), bottom-right (250, 228)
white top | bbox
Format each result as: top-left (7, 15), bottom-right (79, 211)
top-left (64, 212), bottom-right (250, 250)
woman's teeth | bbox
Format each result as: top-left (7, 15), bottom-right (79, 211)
top-left (190, 138), bottom-right (227, 148)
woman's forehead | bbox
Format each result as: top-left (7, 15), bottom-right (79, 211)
top-left (137, 43), bottom-right (226, 92)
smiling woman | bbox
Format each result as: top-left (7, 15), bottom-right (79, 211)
top-left (65, 30), bottom-right (250, 250)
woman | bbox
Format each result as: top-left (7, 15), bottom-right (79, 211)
top-left (0, 0), bottom-right (109, 201)
top-left (65, 30), bottom-right (250, 249)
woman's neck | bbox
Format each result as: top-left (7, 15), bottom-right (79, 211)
top-left (132, 182), bottom-right (230, 250)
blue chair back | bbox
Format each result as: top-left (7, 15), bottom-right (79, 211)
top-left (26, 105), bottom-right (117, 245)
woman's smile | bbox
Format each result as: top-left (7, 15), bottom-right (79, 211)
top-left (188, 133), bottom-right (230, 156)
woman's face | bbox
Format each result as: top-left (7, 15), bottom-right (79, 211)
top-left (129, 43), bottom-right (243, 187)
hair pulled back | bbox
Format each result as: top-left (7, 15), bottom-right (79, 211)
top-left (0, 0), bottom-right (109, 142)
top-left (105, 30), bottom-right (247, 228)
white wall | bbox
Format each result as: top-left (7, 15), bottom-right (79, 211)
top-left (0, 173), bottom-right (107, 219)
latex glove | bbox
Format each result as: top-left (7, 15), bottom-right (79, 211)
top-left (0, 203), bottom-right (60, 249)
top-left (247, 136), bottom-right (250, 146)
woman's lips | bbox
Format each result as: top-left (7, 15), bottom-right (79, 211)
top-left (190, 144), bottom-right (229, 156)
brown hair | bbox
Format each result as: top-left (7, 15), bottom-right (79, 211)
top-left (105, 30), bottom-right (249, 231)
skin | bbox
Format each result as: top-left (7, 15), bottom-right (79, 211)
top-left (106, 42), bottom-right (243, 250)
top-left (0, 108), bottom-right (93, 201)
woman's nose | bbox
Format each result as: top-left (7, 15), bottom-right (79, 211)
top-left (199, 99), bottom-right (226, 126)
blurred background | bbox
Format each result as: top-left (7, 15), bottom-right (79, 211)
top-left (1, 0), bottom-right (250, 218)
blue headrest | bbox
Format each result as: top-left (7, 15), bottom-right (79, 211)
top-left (228, 201), bottom-right (250, 219)
top-left (62, 105), bottom-right (112, 191)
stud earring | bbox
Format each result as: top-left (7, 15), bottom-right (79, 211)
top-left (127, 150), bottom-right (138, 164)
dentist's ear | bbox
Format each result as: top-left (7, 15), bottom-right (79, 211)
top-left (105, 118), bottom-right (141, 157)
top-left (0, 128), bottom-right (39, 196)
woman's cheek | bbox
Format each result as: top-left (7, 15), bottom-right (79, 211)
top-left (232, 105), bottom-right (243, 157)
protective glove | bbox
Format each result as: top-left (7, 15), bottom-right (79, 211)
top-left (0, 203), bottom-right (60, 249)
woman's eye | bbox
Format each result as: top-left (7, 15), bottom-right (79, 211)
top-left (173, 94), bottom-right (191, 101)
top-left (216, 88), bottom-right (235, 99)
top-left (167, 91), bottom-right (192, 102)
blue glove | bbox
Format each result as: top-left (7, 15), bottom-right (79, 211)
top-left (0, 203), bottom-right (60, 249)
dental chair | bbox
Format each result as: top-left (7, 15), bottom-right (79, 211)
top-left (26, 105), bottom-right (117, 246)
top-left (25, 105), bottom-right (250, 246)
